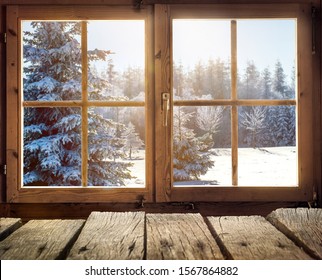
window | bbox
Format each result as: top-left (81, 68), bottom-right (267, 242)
top-left (172, 19), bottom-right (297, 187)
top-left (7, 6), bottom-right (154, 202)
top-left (154, 4), bottom-right (314, 202)
top-left (6, 4), bottom-right (315, 203)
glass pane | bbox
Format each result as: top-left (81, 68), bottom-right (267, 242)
top-left (237, 20), bottom-right (296, 99)
top-left (22, 21), bottom-right (82, 101)
top-left (23, 107), bottom-right (81, 186)
top-left (238, 106), bottom-right (297, 186)
top-left (88, 107), bottom-right (145, 187)
top-left (173, 20), bottom-right (231, 100)
top-left (87, 21), bottom-right (145, 101)
top-left (173, 106), bottom-right (231, 186)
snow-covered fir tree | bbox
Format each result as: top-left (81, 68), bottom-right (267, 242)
top-left (267, 61), bottom-right (295, 146)
top-left (173, 107), bottom-right (214, 181)
top-left (261, 67), bottom-right (273, 99)
top-left (23, 21), bottom-right (133, 186)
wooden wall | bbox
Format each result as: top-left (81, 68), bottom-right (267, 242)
top-left (0, 5), bottom-right (6, 203)
top-left (0, 0), bottom-right (320, 219)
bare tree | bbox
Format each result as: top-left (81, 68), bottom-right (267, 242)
top-left (241, 106), bottom-right (267, 148)
top-left (197, 106), bottom-right (224, 134)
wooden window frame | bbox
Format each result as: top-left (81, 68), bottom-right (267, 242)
top-left (6, 5), bottom-right (154, 203)
top-left (155, 4), bottom-right (315, 202)
top-left (6, 3), bottom-right (316, 204)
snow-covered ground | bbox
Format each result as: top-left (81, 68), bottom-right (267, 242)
top-left (174, 146), bottom-right (297, 187)
top-left (123, 147), bottom-right (297, 188)
top-left (122, 150), bottom-right (146, 188)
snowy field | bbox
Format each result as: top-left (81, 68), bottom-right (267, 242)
top-left (124, 147), bottom-right (297, 187)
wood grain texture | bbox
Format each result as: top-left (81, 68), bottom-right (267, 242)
top-left (0, 218), bottom-right (22, 241)
top-left (67, 211), bottom-right (145, 260)
top-left (207, 215), bottom-right (311, 260)
top-left (154, 4), bottom-right (172, 202)
top-left (0, 219), bottom-right (85, 259)
top-left (267, 208), bottom-right (322, 259)
top-left (146, 213), bottom-right (224, 259)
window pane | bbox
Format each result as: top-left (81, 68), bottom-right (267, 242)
top-left (173, 106), bottom-right (231, 186)
top-left (22, 21), bottom-right (82, 101)
top-left (23, 107), bottom-right (82, 186)
top-left (238, 106), bottom-right (297, 186)
top-left (88, 107), bottom-right (145, 187)
top-left (173, 20), bottom-right (231, 100)
top-left (237, 20), bottom-right (296, 100)
top-left (87, 21), bottom-right (145, 101)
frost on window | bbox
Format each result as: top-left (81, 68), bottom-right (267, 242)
top-left (23, 107), bottom-right (81, 186)
top-left (88, 107), bottom-right (145, 187)
top-left (23, 21), bottom-right (82, 101)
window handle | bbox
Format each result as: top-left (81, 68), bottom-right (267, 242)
top-left (162, 92), bottom-right (170, 127)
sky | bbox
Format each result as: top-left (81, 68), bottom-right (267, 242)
top-left (173, 19), bottom-right (296, 78)
top-left (87, 20), bottom-right (145, 72)
top-left (23, 18), bottom-right (296, 77)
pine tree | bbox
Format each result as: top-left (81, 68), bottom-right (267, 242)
top-left (273, 60), bottom-right (288, 98)
top-left (173, 62), bottom-right (186, 99)
top-left (268, 60), bottom-right (295, 146)
top-left (209, 58), bottom-right (231, 99)
top-left (23, 22), bottom-right (133, 186)
top-left (122, 66), bottom-right (144, 100)
top-left (261, 67), bottom-right (273, 99)
top-left (173, 107), bottom-right (214, 181)
top-left (189, 61), bottom-right (205, 98)
top-left (122, 122), bottom-right (144, 160)
top-left (240, 60), bottom-right (260, 99)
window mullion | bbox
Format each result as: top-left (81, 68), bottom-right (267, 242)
top-left (81, 21), bottom-right (88, 187)
top-left (231, 20), bottom-right (238, 186)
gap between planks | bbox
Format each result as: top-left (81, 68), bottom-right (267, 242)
top-left (206, 215), bottom-right (312, 260)
top-left (267, 208), bottom-right (322, 259)
top-left (1, 208), bottom-right (321, 260)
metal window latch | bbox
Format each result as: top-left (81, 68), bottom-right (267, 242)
top-left (162, 92), bottom-right (170, 127)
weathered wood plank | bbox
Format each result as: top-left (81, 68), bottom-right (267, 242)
top-left (67, 212), bottom-right (145, 260)
top-left (267, 208), bottom-right (322, 259)
top-left (207, 215), bottom-right (311, 260)
top-left (0, 218), bottom-right (22, 241)
top-left (0, 219), bottom-right (85, 260)
top-left (146, 213), bottom-right (224, 260)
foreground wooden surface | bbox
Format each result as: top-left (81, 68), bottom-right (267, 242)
top-left (0, 208), bottom-right (321, 260)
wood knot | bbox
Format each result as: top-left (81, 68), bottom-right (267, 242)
top-left (277, 242), bottom-right (286, 249)
top-left (155, 50), bottom-right (161, 60)
top-left (8, 28), bottom-right (17, 36)
top-left (78, 246), bottom-right (89, 253)
top-left (160, 239), bottom-right (172, 248)
top-left (128, 241), bottom-right (136, 255)
top-left (196, 240), bottom-right (205, 251)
